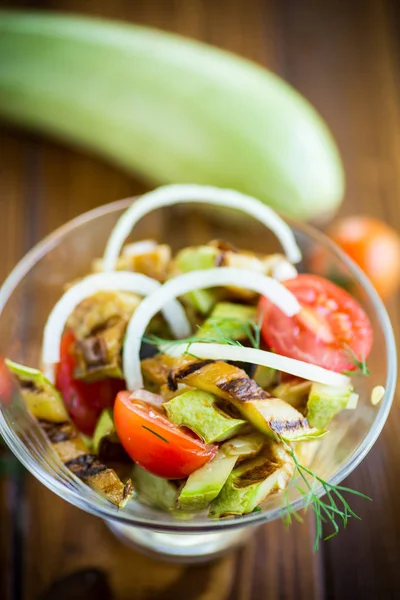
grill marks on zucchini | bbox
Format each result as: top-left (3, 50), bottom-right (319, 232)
top-left (268, 417), bottom-right (309, 436)
top-left (168, 358), bottom-right (319, 441)
top-left (218, 377), bottom-right (269, 403)
top-left (6, 360), bottom-right (133, 507)
top-left (40, 420), bottom-right (73, 443)
top-left (168, 360), bottom-right (214, 391)
top-left (141, 354), bottom-right (178, 389)
top-left (41, 418), bottom-right (134, 505)
top-left (65, 453), bottom-right (108, 478)
top-left (169, 359), bottom-right (268, 403)
top-left (68, 291), bottom-right (139, 382)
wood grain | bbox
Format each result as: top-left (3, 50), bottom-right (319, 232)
top-left (0, 0), bottom-right (400, 599)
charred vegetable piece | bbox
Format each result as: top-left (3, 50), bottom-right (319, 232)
top-left (196, 302), bottom-right (257, 343)
top-left (141, 354), bottom-right (178, 390)
top-left (92, 408), bottom-right (130, 464)
top-left (6, 359), bottom-right (69, 422)
top-left (272, 379), bottom-right (312, 412)
top-left (7, 360), bottom-right (132, 507)
top-left (93, 243), bottom-right (171, 282)
top-left (164, 389), bottom-right (246, 443)
top-left (133, 465), bottom-right (180, 511)
top-left (169, 359), bottom-right (321, 441)
top-left (178, 433), bottom-right (265, 510)
top-left (159, 382), bottom-right (193, 401)
top-left (67, 291), bottom-right (139, 382)
top-left (209, 441), bottom-right (294, 517)
top-left (240, 397), bottom-right (324, 441)
top-left (307, 382), bottom-right (356, 429)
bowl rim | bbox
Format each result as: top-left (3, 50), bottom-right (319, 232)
top-left (0, 197), bottom-right (397, 533)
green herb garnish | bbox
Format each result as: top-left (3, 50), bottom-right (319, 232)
top-left (342, 344), bottom-right (370, 377)
top-left (142, 425), bottom-right (169, 444)
top-left (280, 439), bottom-right (371, 551)
top-left (143, 314), bottom-right (262, 353)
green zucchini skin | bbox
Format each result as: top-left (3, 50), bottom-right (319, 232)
top-left (0, 11), bottom-right (344, 219)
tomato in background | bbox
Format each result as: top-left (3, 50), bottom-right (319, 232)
top-left (259, 274), bottom-right (373, 373)
top-left (327, 216), bottom-right (400, 299)
top-left (114, 392), bottom-right (216, 479)
top-left (55, 330), bottom-right (124, 435)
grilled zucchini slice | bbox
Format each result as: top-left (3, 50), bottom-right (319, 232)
top-left (6, 360), bottom-right (133, 507)
top-left (169, 358), bottom-right (321, 441)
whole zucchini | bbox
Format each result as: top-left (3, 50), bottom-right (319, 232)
top-left (0, 11), bottom-right (344, 219)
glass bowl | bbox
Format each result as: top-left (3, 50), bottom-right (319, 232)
top-left (0, 198), bottom-right (396, 561)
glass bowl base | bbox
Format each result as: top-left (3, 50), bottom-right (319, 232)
top-left (106, 520), bottom-right (254, 563)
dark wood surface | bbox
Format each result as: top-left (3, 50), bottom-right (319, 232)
top-left (1, 1), bottom-right (400, 598)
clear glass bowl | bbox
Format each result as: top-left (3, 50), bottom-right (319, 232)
top-left (0, 199), bottom-right (396, 561)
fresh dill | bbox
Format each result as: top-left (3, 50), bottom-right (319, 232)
top-left (342, 344), bottom-right (370, 377)
top-left (280, 439), bottom-right (371, 551)
top-left (143, 315), bottom-right (263, 352)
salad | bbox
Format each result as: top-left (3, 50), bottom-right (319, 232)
top-left (5, 184), bottom-right (378, 545)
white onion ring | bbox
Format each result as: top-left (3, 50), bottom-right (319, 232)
top-left (123, 267), bottom-right (300, 389)
top-left (163, 343), bottom-right (351, 388)
top-left (42, 272), bottom-right (190, 382)
top-left (103, 184), bottom-right (302, 271)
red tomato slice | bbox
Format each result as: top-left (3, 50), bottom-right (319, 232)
top-left (56, 330), bottom-right (125, 435)
top-left (259, 274), bottom-right (373, 373)
top-left (114, 392), bottom-right (216, 479)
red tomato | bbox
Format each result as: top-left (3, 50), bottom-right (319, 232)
top-left (259, 274), bottom-right (373, 373)
top-left (55, 330), bottom-right (125, 435)
top-left (328, 216), bottom-right (400, 299)
top-left (114, 392), bottom-right (216, 479)
top-left (0, 358), bottom-right (13, 407)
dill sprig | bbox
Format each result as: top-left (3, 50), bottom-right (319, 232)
top-left (342, 344), bottom-right (370, 377)
top-left (143, 315), bottom-right (262, 352)
top-left (280, 439), bottom-right (371, 551)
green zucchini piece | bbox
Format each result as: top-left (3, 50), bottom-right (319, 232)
top-left (169, 359), bottom-right (322, 441)
top-left (307, 382), bottom-right (355, 429)
top-left (179, 433), bottom-right (265, 510)
top-left (133, 465), bottom-right (179, 511)
top-left (6, 359), bottom-right (69, 422)
top-left (175, 246), bottom-right (218, 314)
top-left (253, 365), bottom-right (278, 389)
top-left (92, 408), bottom-right (131, 464)
top-left (164, 389), bottom-right (246, 443)
top-left (237, 397), bottom-right (324, 442)
top-left (93, 408), bottom-right (115, 455)
top-left (7, 360), bottom-right (133, 507)
top-left (272, 379), bottom-right (312, 411)
top-left (209, 441), bottom-right (294, 517)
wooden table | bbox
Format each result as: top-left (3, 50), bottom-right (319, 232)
top-left (1, 1), bottom-right (399, 598)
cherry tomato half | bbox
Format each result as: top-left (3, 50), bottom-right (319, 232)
top-left (259, 274), bottom-right (373, 373)
top-left (56, 330), bottom-right (125, 435)
top-left (114, 392), bottom-right (216, 479)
